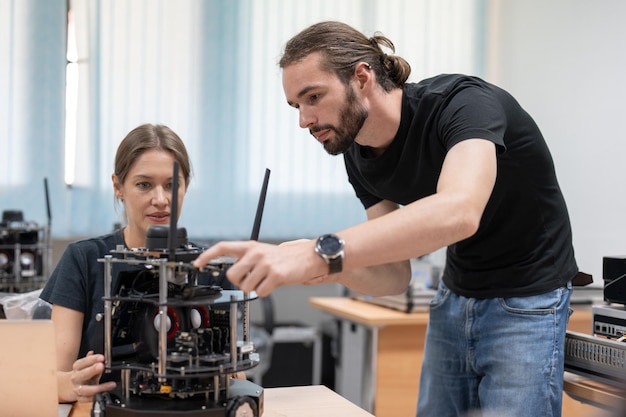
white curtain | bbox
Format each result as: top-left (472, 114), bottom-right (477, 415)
top-left (65, 0), bottom-right (214, 236)
top-left (1, 0), bottom-right (483, 240)
top-left (0, 0), bottom-right (66, 228)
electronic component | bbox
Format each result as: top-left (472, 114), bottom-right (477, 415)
top-left (0, 179), bottom-right (52, 292)
top-left (603, 256), bottom-right (626, 305)
top-left (593, 305), bottom-right (626, 341)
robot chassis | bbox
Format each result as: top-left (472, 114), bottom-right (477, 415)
top-left (91, 237), bottom-right (264, 417)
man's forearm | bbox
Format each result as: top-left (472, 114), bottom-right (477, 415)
top-left (339, 260), bottom-right (411, 296)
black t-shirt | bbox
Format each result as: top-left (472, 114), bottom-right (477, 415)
top-left (40, 229), bottom-right (233, 358)
top-left (345, 74), bottom-right (578, 298)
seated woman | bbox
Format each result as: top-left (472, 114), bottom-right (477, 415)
top-left (40, 124), bottom-right (232, 403)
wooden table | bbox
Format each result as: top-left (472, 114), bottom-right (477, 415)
top-left (563, 372), bottom-right (625, 415)
top-left (309, 297), bottom-right (428, 417)
top-left (69, 385), bottom-right (374, 417)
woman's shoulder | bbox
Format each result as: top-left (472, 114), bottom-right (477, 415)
top-left (65, 230), bottom-right (124, 255)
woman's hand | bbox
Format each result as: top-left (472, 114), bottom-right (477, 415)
top-left (70, 351), bottom-right (116, 402)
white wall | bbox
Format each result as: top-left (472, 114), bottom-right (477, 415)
top-left (486, 0), bottom-right (626, 285)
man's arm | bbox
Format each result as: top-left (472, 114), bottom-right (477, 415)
top-left (336, 138), bottom-right (497, 269)
top-left (310, 138), bottom-right (497, 294)
top-left (301, 199), bottom-right (411, 296)
top-left (192, 138), bottom-right (497, 297)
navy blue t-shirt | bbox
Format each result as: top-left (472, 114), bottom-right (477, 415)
top-left (40, 229), bottom-right (233, 358)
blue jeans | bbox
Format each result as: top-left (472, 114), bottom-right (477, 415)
top-left (416, 280), bottom-right (572, 417)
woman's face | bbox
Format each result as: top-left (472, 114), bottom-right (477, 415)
top-left (112, 149), bottom-right (187, 248)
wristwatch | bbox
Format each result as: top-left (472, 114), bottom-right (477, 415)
top-left (315, 234), bottom-right (345, 274)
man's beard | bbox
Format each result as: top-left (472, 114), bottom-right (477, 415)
top-left (314, 85), bottom-right (368, 155)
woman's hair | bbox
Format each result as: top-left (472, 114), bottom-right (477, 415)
top-left (279, 21), bottom-right (411, 91)
top-left (114, 124), bottom-right (192, 203)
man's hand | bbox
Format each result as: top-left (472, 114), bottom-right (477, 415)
top-left (193, 240), bottom-right (327, 297)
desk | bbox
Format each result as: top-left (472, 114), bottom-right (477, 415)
top-left (563, 372), bottom-right (625, 415)
top-left (69, 385), bottom-right (374, 417)
top-left (309, 297), bottom-right (428, 417)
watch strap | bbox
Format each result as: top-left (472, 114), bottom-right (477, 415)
top-left (327, 256), bottom-right (342, 274)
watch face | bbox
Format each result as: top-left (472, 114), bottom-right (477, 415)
top-left (318, 234), bottom-right (343, 254)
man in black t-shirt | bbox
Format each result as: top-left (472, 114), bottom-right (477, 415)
top-left (194, 21), bottom-right (578, 417)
